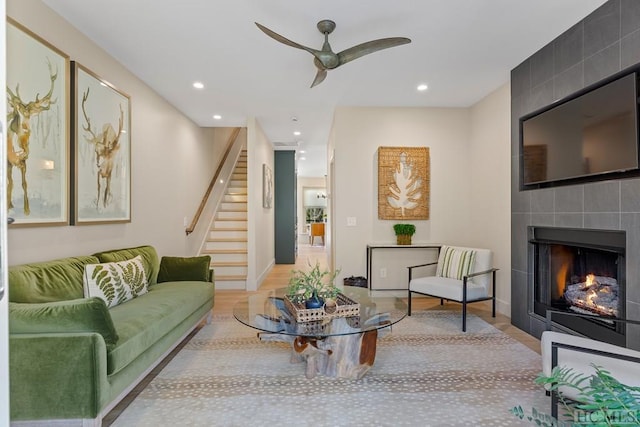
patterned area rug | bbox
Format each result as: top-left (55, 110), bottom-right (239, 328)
top-left (111, 311), bottom-right (547, 427)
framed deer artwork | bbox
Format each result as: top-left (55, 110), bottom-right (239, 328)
top-left (6, 18), bottom-right (70, 226)
top-left (71, 62), bottom-right (131, 224)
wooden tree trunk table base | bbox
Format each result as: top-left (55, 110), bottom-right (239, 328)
top-left (259, 317), bottom-right (390, 379)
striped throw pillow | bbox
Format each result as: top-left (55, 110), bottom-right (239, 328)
top-left (436, 246), bottom-right (476, 280)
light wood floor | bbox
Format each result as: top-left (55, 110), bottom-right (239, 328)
top-left (104, 243), bottom-right (540, 425)
top-left (214, 243), bottom-right (541, 354)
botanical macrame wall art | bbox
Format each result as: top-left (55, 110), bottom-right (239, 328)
top-left (377, 146), bottom-right (429, 220)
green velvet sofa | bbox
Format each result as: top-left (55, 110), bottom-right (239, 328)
top-left (8, 245), bottom-right (215, 426)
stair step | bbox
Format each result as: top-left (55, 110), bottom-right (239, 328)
top-left (212, 261), bottom-right (248, 267)
top-left (218, 207), bottom-right (247, 212)
top-left (215, 275), bottom-right (247, 281)
top-left (220, 203), bottom-right (247, 211)
top-left (202, 249), bottom-right (248, 254)
top-left (207, 238), bottom-right (247, 242)
top-left (210, 227), bottom-right (247, 232)
top-left (205, 240), bottom-right (247, 250)
top-left (216, 213), bottom-right (247, 222)
top-left (218, 208), bottom-right (247, 212)
top-left (209, 230), bottom-right (247, 240)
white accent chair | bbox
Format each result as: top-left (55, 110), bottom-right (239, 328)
top-left (407, 245), bottom-right (497, 332)
top-left (541, 310), bottom-right (640, 419)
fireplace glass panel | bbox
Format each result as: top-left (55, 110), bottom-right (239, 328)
top-left (536, 244), bottom-right (621, 318)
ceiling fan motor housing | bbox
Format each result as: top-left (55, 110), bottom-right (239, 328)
top-left (317, 20), bottom-right (336, 34)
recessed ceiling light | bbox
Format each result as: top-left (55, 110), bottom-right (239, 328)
top-left (293, 131), bottom-right (301, 136)
top-left (213, 115), bottom-right (222, 120)
top-left (300, 157), bottom-right (306, 161)
top-left (193, 81), bottom-right (204, 89)
top-left (299, 150), bottom-right (306, 154)
top-left (417, 83), bottom-right (428, 91)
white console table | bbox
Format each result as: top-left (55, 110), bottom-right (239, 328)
top-left (366, 244), bottom-right (441, 290)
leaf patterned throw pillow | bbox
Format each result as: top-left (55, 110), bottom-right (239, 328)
top-left (83, 255), bottom-right (149, 308)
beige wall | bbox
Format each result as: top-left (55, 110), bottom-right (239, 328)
top-left (332, 106), bottom-right (473, 282)
top-left (247, 118), bottom-right (274, 291)
top-left (331, 90), bottom-right (512, 315)
top-left (469, 83), bottom-right (512, 314)
top-left (7, 0), bottom-right (222, 264)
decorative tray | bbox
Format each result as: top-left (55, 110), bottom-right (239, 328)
top-left (284, 292), bottom-right (360, 323)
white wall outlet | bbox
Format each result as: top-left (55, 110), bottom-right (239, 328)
top-left (347, 217), bottom-right (357, 226)
top-left (380, 268), bottom-right (387, 278)
top-left (183, 216), bottom-right (188, 227)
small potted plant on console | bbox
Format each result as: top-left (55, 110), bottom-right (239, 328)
top-left (393, 223), bottom-right (416, 245)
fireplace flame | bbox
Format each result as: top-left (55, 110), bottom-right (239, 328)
top-left (585, 274), bottom-right (596, 287)
top-left (555, 263), bottom-right (569, 296)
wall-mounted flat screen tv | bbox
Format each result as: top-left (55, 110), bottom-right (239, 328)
top-left (520, 71), bottom-right (640, 189)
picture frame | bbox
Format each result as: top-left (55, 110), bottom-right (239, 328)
top-left (6, 18), bottom-right (70, 226)
top-left (378, 146), bottom-right (430, 220)
top-left (71, 62), bottom-right (131, 224)
top-left (263, 164), bottom-right (273, 208)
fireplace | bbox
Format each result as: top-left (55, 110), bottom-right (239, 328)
top-left (530, 227), bottom-right (626, 346)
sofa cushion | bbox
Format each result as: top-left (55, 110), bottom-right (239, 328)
top-left (436, 246), bottom-right (476, 280)
top-left (106, 280), bottom-right (214, 375)
top-left (9, 297), bottom-right (119, 349)
top-left (409, 275), bottom-right (488, 301)
top-left (84, 255), bottom-right (149, 308)
top-left (9, 256), bottom-right (100, 303)
top-left (157, 255), bottom-right (211, 283)
top-left (93, 245), bottom-right (160, 286)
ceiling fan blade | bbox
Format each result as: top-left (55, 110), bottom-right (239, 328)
top-left (255, 22), bottom-right (320, 57)
top-left (338, 37), bottom-right (411, 66)
top-left (310, 68), bottom-right (328, 88)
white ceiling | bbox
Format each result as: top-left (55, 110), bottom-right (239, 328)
top-left (42, 0), bottom-right (607, 177)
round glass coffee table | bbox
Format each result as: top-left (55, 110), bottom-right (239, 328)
top-left (233, 286), bottom-right (407, 379)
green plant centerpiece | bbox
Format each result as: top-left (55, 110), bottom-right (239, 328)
top-left (286, 261), bottom-right (340, 309)
top-left (511, 364), bottom-right (640, 426)
top-left (393, 223), bottom-right (416, 245)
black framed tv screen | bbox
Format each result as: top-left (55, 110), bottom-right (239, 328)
top-left (520, 72), bottom-right (640, 189)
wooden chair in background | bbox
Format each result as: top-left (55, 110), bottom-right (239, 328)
top-left (310, 223), bottom-right (325, 246)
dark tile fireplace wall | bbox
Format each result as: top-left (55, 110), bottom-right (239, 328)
top-left (510, 0), bottom-right (640, 349)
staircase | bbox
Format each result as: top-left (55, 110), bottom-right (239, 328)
top-left (201, 150), bottom-right (248, 289)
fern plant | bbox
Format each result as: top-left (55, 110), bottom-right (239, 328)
top-left (286, 261), bottom-right (340, 303)
top-left (122, 261), bottom-right (146, 296)
top-left (511, 364), bottom-right (640, 427)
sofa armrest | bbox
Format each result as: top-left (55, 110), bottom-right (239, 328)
top-left (9, 333), bottom-right (110, 420)
top-left (9, 297), bottom-right (119, 348)
top-left (157, 255), bottom-right (212, 283)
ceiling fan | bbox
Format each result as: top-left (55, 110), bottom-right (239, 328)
top-left (255, 19), bottom-right (411, 88)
